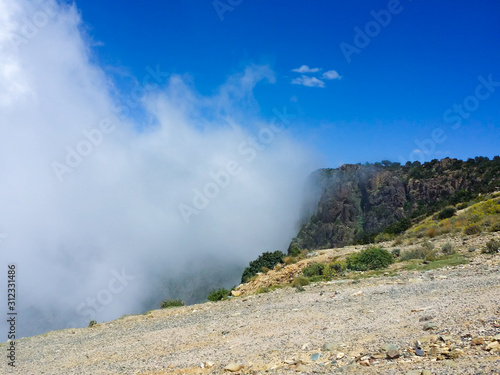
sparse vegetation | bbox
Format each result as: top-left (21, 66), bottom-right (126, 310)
top-left (464, 224), bottom-right (481, 235)
top-left (256, 285), bottom-right (282, 294)
top-left (241, 250), bottom-right (285, 283)
top-left (160, 299), bottom-right (185, 309)
top-left (374, 232), bottom-right (394, 243)
top-left (302, 262), bottom-right (325, 277)
top-left (323, 261), bottom-right (346, 278)
top-left (441, 242), bottom-right (455, 255)
top-left (400, 241), bottom-right (435, 261)
top-left (392, 238), bottom-right (403, 246)
top-left (345, 247), bottom-right (394, 271)
top-left (88, 320), bottom-right (97, 327)
top-left (483, 239), bottom-right (500, 254)
top-left (490, 221), bottom-right (500, 232)
top-left (291, 276), bottom-right (310, 288)
top-left (403, 254), bottom-right (468, 271)
top-left (239, 192), bottom-right (500, 299)
top-left (437, 206), bottom-right (457, 220)
top-left (207, 288), bottom-right (230, 302)
top-left (427, 227), bottom-right (437, 238)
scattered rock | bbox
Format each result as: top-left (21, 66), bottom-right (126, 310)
top-left (415, 348), bottom-right (425, 356)
top-left (486, 341), bottom-right (500, 351)
top-left (231, 290), bottom-right (241, 297)
top-left (439, 335), bottom-right (453, 342)
top-left (322, 342), bottom-right (335, 351)
top-left (442, 360), bottom-right (458, 367)
top-left (359, 359), bottom-right (370, 366)
top-left (369, 352), bottom-right (383, 359)
top-left (224, 363), bottom-right (244, 372)
top-left (383, 344), bottom-right (398, 352)
top-left (471, 337), bottom-right (484, 346)
top-left (406, 371), bottom-right (422, 375)
top-left (295, 364), bottom-right (308, 371)
top-left (418, 335), bottom-right (438, 343)
top-left (423, 322), bottom-right (438, 331)
top-left (422, 370), bottom-right (432, 375)
top-left (203, 361), bottom-right (214, 368)
top-left (352, 291), bottom-right (363, 296)
top-left (336, 352), bottom-right (345, 359)
top-left (310, 353), bottom-right (322, 361)
top-left (386, 350), bottom-right (401, 359)
top-left (419, 315), bottom-right (434, 322)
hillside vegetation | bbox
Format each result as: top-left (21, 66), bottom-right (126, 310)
top-left (234, 192), bottom-right (500, 296)
top-left (289, 156), bottom-right (500, 251)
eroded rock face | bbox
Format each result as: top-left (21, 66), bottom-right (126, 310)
top-left (290, 157), bottom-right (500, 251)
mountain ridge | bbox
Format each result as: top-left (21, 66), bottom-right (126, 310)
top-left (290, 156), bottom-right (500, 252)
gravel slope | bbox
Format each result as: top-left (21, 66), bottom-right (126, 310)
top-left (2, 250), bottom-right (500, 375)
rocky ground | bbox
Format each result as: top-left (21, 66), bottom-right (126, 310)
top-left (2, 234), bottom-right (500, 375)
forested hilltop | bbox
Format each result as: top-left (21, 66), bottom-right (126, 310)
top-left (289, 156), bottom-right (500, 252)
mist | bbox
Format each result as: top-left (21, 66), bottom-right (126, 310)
top-left (0, 0), bottom-right (318, 338)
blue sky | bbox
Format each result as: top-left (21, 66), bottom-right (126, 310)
top-left (76, 0), bottom-right (499, 166)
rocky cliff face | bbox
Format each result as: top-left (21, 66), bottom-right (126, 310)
top-left (290, 157), bottom-right (500, 251)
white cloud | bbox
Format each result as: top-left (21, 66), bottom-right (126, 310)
top-left (291, 65), bottom-right (320, 73)
top-left (322, 70), bottom-right (341, 80)
top-left (291, 75), bottom-right (325, 88)
top-left (0, 0), bottom-right (318, 338)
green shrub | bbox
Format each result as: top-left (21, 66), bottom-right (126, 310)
top-left (160, 299), bottom-right (185, 309)
top-left (207, 288), bottom-right (230, 302)
top-left (424, 250), bottom-right (438, 262)
top-left (384, 218), bottom-right (412, 235)
top-left (422, 240), bottom-right (435, 251)
top-left (302, 262), bottom-right (325, 277)
top-left (437, 206), bottom-right (457, 220)
top-left (392, 238), bottom-right (403, 246)
top-left (401, 248), bottom-right (425, 261)
top-left (345, 247), bottom-right (394, 271)
top-left (392, 248), bottom-right (401, 258)
top-left (463, 224), bottom-right (481, 235)
top-left (490, 222), bottom-right (500, 232)
top-left (291, 276), bottom-right (310, 287)
top-left (374, 232), bottom-right (394, 243)
top-left (323, 261), bottom-right (346, 278)
top-left (483, 239), bottom-right (500, 254)
top-left (289, 245), bottom-right (301, 257)
top-left (88, 320), bottom-right (97, 327)
top-left (457, 202), bottom-right (468, 210)
top-left (241, 250), bottom-right (285, 283)
top-left (441, 242), bottom-right (455, 255)
top-left (401, 242), bottom-right (435, 261)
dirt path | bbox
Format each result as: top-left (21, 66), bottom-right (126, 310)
top-left (2, 249), bottom-right (499, 375)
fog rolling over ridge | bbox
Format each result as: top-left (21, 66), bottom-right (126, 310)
top-left (0, 0), bottom-right (317, 338)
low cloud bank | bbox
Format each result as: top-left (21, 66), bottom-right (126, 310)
top-left (0, 0), bottom-right (317, 337)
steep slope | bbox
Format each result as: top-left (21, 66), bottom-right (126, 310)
top-left (290, 157), bottom-right (500, 251)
